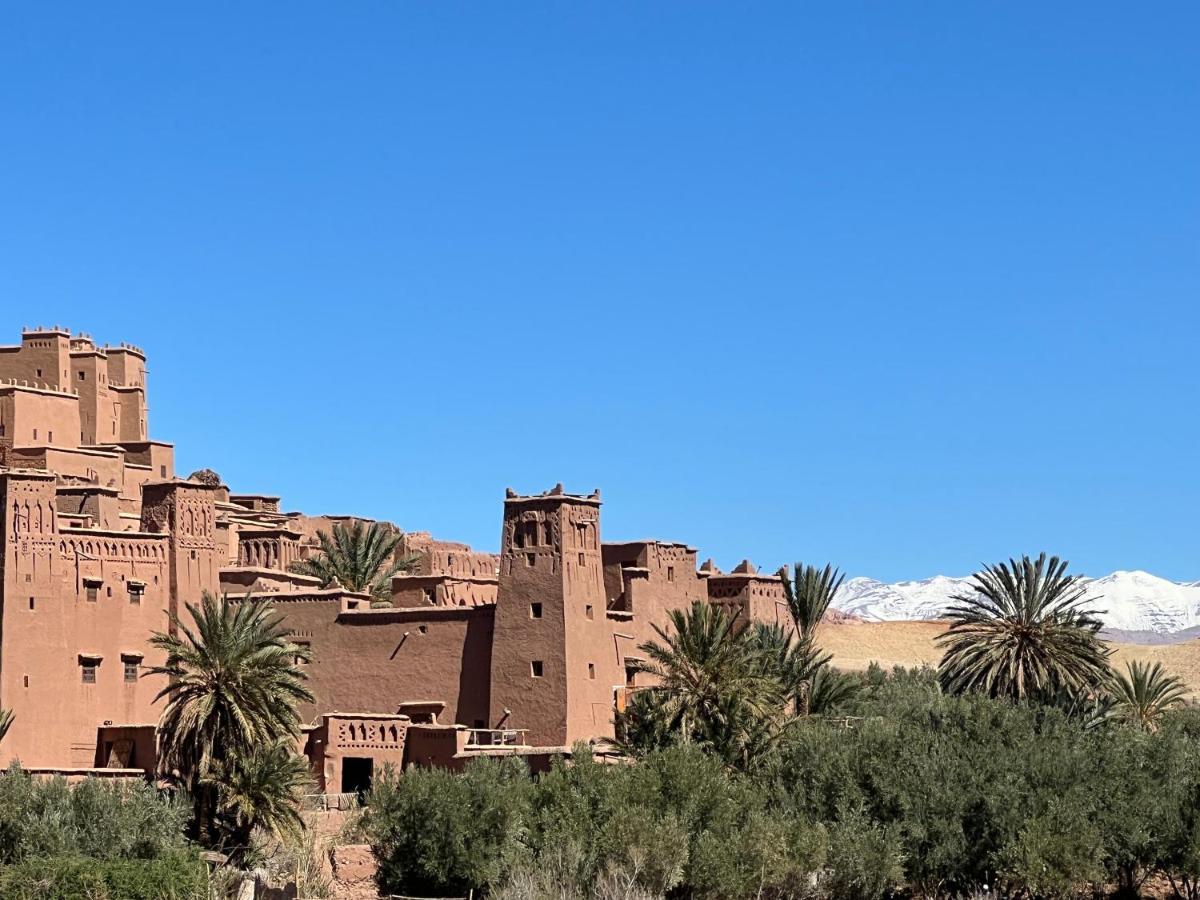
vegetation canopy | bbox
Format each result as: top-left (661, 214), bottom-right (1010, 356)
top-left (937, 552), bottom-right (1112, 701)
top-left (289, 519), bottom-right (418, 603)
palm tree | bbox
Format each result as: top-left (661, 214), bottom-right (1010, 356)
top-left (1109, 660), bottom-right (1188, 732)
top-left (0, 708), bottom-right (12, 746)
top-left (747, 621), bottom-right (832, 715)
top-left (636, 602), bottom-right (786, 762)
top-left (290, 520), bottom-right (418, 604)
top-left (807, 666), bottom-right (860, 716)
top-left (148, 592), bottom-right (313, 847)
top-left (202, 738), bottom-right (313, 856)
top-left (778, 563), bottom-right (844, 639)
top-left (936, 553), bottom-right (1112, 702)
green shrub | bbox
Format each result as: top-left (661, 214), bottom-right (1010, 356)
top-left (0, 852), bottom-right (206, 900)
top-left (0, 768), bottom-right (192, 864)
top-left (361, 757), bottom-right (533, 897)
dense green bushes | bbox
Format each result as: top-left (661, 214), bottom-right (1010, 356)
top-left (363, 669), bottom-right (1200, 899)
top-left (0, 853), bottom-right (206, 900)
top-left (0, 767), bottom-right (204, 900)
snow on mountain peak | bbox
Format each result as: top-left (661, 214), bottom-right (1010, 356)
top-left (832, 570), bottom-right (1200, 634)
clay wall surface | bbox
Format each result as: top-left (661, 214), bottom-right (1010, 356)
top-left (306, 713), bottom-right (410, 793)
top-left (489, 496), bottom-right (573, 747)
top-left (220, 566), bottom-right (322, 595)
top-left (0, 330), bottom-right (71, 389)
top-left (257, 597), bottom-right (495, 730)
top-left (10, 445), bottom-right (124, 489)
top-left (392, 573), bottom-right (498, 608)
top-left (0, 471), bottom-right (172, 769)
top-left (399, 531), bottom-right (498, 578)
top-left (55, 486), bottom-right (122, 531)
top-left (112, 385), bottom-right (147, 442)
top-left (1, 387), bottom-right (82, 453)
top-left (70, 349), bottom-right (119, 446)
top-left (140, 482), bottom-right (221, 617)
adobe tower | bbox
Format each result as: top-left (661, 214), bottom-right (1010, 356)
top-left (488, 484), bottom-right (617, 748)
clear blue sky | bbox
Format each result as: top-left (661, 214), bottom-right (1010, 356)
top-left (2, 4), bottom-right (1197, 582)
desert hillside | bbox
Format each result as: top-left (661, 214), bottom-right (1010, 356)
top-left (821, 620), bottom-right (1200, 697)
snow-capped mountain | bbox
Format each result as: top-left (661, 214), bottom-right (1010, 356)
top-left (832, 571), bottom-right (1200, 635)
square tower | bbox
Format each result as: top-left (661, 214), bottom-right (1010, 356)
top-left (488, 485), bottom-right (616, 748)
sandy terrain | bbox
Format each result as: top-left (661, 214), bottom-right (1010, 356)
top-left (820, 620), bottom-right (1200, 696)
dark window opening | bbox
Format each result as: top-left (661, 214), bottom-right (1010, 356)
top-left (578, 552), bottom-right (585, 566)
top-left (625, 666), bottom-right (637, 688)
top-left (78, 371), bottom-right (85, 380)
top-left (129, 585), bottom-right (143, 604)
top-left (667, 566), bottom-right (675, 582)
top-left (530, 602), bottom-right (543, 619)
top-left (123, 660), bottom-right (139, 682)
top-left (340, 763), bottom-right (372, 796)
top-left (588, 663), bottom-right (596, 679)
top-left (86, 585), bottom-right (98, 602)
top-left (23, 675), bottom-right (29, 688)
top-left (526, 553), bottom-right (535, 567)
top-left (48, 431), bottom-right (53, 442)
top-left (531, 660), bottom-right (544, 677)
top-left (418, 624), bottom-right (428, 634)
top-left (81, 662), bottom-right (97, 684)
top-left (294, 640), bottom-right (311, 665)
top-left (341, 757), bottom-right (374, 796)
top-left (36, 368), bottom-right (42, 377)
top-left (585, 605), bottom-right (594, 620)
top-left (28, 597), bottom-right (34, 610)
top-left (160, 465), bottom-right (166, 477)
top-left (423, 587), bottom-right (436, 604)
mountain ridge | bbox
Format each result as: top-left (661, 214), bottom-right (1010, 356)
top-left (831, 570), bottom-right (1200, 635)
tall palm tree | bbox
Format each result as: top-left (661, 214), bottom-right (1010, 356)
top-left (0, 708), bottom-right (12, 746)
top-left (148, 592), bottom-right (313, 847)
top-left (1109, 660), bottom-right (1188, 732)
top-left (936, 553), bottom-right (1112, 702)
top-left (636, 602), bottom-right (785, 756)
top-left (290, 520), bottom-right (418, 604)
top-left (202, 738), bottom-right (313, 856)
top-left (778, 563), bottom-right (844, 639)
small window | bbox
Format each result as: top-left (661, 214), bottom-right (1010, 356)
top-left (418, 624), bottom-right (428, 635)
top-left (32, 428), bottom-right (37, 440)
top-left (36, 368), bottom-right (42, 377)
top-left (23, 675), bottom-right (29, 688)
top-left (28, 597), bottom-right (35, 610)
top-left (667, 566), bottom-right (675, 582)
top-left (588, 663), bottom-right (596, 680)
top-left (526, 553), bottom-right (535, 567)
top-left (578, 552), bottom-right (585, 566)
top-left (160, 465), bottom-right (166, 477)
top-left (86, 585), bottom-right (98, 602)
top-left (128, 584), bottom-right (143, 605)
top-left (106, 586), bottom-right (112, 598)
top-left (585, 604), bottom-right (594, 620)
top-left (293, 640), bottom-right (311, 666)
top-left (123, 660), bottom-right (139, 682)
top-left (530, 602), bottom-right (543, 619)
top-left (531, 660), bottom-right (544, 678)
top-left (81, 662), bottom-right (97, 683)
top-left (423, 587), bottom-right (436, 604)
top-left (48, 430), bottom-right (53, 442)
top-left (625, 666), bottom-right (637, 688)
top-left (79, 371), bottom-right (85, 380)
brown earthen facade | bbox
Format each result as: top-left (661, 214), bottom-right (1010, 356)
top-left (0, 327), bottom-right (788, 785)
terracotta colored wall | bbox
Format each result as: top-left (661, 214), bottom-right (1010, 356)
top-left (2, 388), bottom-right (82, 450)
top-left (0, 330), bottom-right (71, 389)
top-left (0, 472), bottom-right (171, 769)
top-left (263, 598), bottom-right (494, 729)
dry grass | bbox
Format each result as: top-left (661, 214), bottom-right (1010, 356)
top-left (820, 620), bottom-right (1200, 697)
